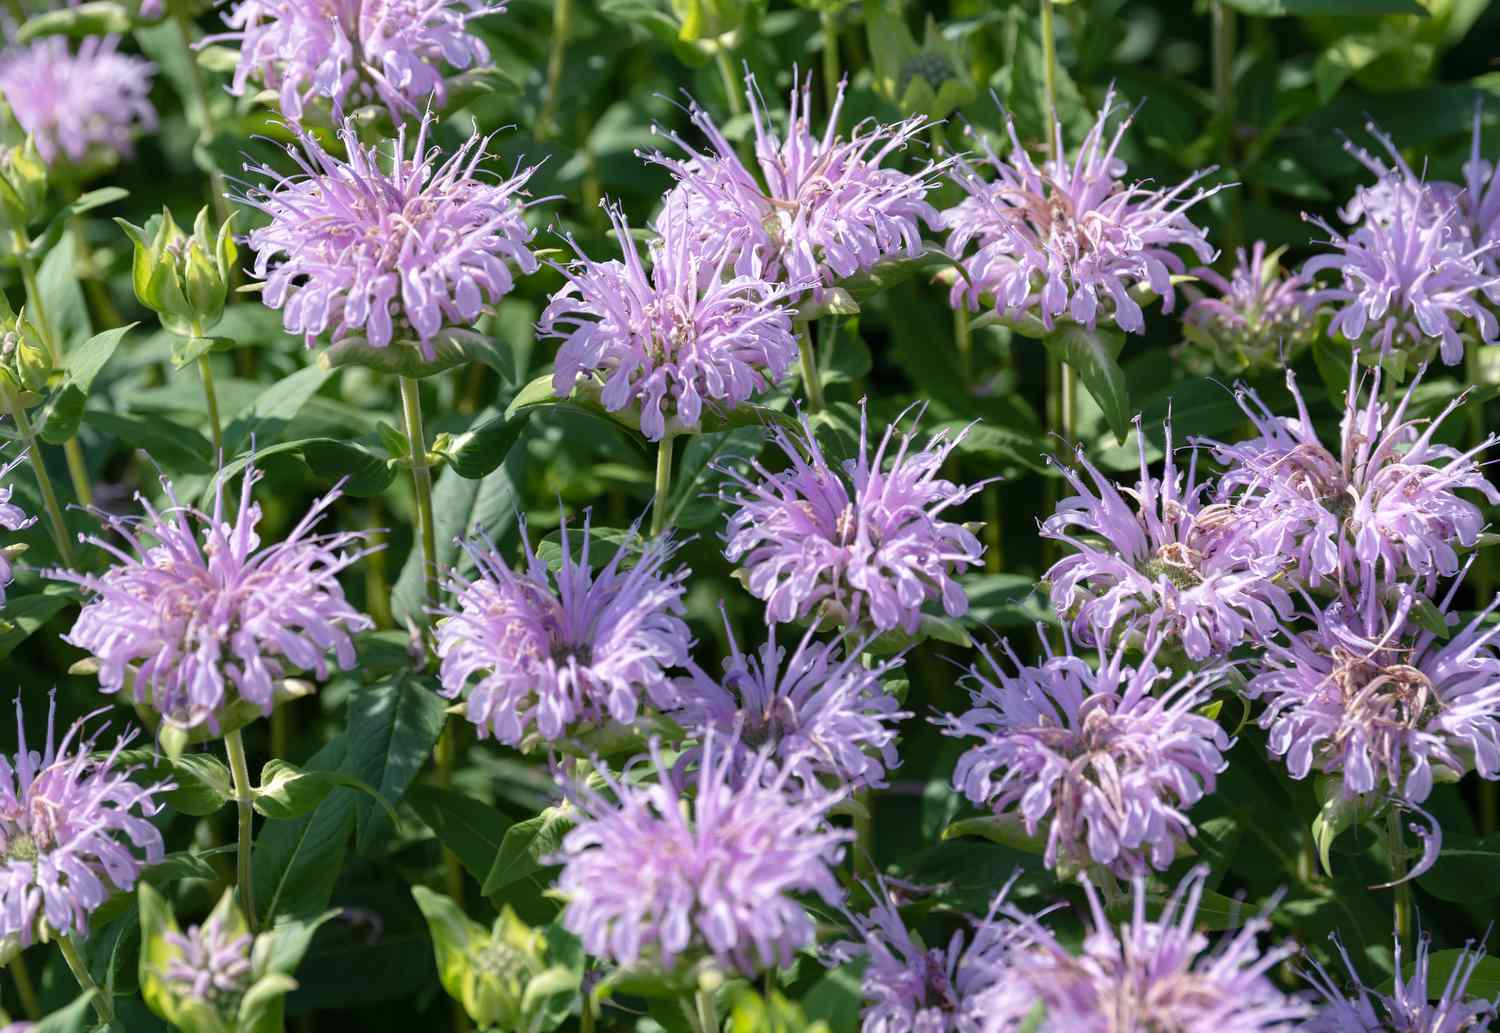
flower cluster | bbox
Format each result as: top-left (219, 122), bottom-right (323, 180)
top-left (1304, 931), bottom-right (1499, 1032)
top-left (0, 452), bottom-right (33, 608)
top-left (943, 88), bottom-right (1222, 334)
top-left (1208, 362), bottom-right (1498, 592)
top-left (645, 70), bottom-right (945, 300)
top-left (721, 403), bottom-right (985, 635)
top-left (213, 0), bottom-right (500, 121)
top-left (1043, 419), bottom-right (1293, 661)
top-left (241, 115), bottom-right (539, 358)
top-left (0, 699), bottom-right (168, 944)
top-left (54, 467), bottom-right (371, 731)
top-left (672, 616), bottom-right (908, 792)
top-left (435, 518), bottom-right (691, 748)
top-left (1250, 577), bottom-right (1500, 806)
top-left (162, 910), bottom-right (256, 1016)
top-left (1008, 868), bottom-right (1310, 1032)
top-left (940, 631), bottom-right (1231, 876)
top-left (1182, 241), bottom-right (1319, 373)
top-left (0, 35), bottom-right (157, 166)
top-left (552, 735), bottom-right (849, 976)
top-left (541, 203), bottom-right (798, 441)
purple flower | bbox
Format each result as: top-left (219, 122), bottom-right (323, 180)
top-left (240, 114), bottom-right (539, 358)
top-left (1208, 362), bottom-right (1498, 592)
top-left (1009, 867), bottom-right (1309, 1032)
top-left (0, 452), bottom-right (34, 608)
top-left (541, 203), bottom-right (798, 442)
top-left (1043, 420), bottom-right (1293, 661)
top-left (434, 517), bottom-right (691, 748)
top-left (833, 881), bottom-right (1034, 1033)
top-left (943, 87), bottom-right (1222, 334)
top-left (1249, 576), bottom-right (1500, 806)
top-left (1305, 932), bottom-right (1499, 1033)
top-left (672, 616), bottom-right (908, 792)
top-left (644, 69), bottom-right (945, 299)
top-left (1303, 189), bottom-right (1498, 366)
top-left (552, 734), bottom-right (850, 976)
top-left (163, 910), bottom-right (255, 1015)
top-left (940, 629), bottom-right (1230, 877)
top-left (1438, 106), bottom-right (1500, 276)
top-left (721, 403), bottom-right (985, 636)
top-left (1182, 241), bottom-right (1319, 373)
top-left (0, 36), bottom-right (156, 166)
top-left (53, 466), bottom-right (372, 732)
top-left (0, 699), bottom-right (168, 945)
top-left (211, 0), bottom-right (499, 121)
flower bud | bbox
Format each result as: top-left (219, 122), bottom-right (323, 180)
top-left (0, 137), bottom-right (48, 232)
top-left (116, 206), bottom-right (236, 337)
top-left (0, 301), bottom-right (52, 398)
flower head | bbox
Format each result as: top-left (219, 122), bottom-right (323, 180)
top-left (943, 87), bottom-right (1222, 334)
top-left (552, 734), bottom-right (850, 976)
top-left (163, 909), bottom-right (256, 1017)
top-left (212, 0), bottom-right (500, 121)
top-left (1303, 188), bottom-right (1498, 366)
top-left (939, 630), bottom-right (1231, 877)
top-left (834, 880), bottom-right (1033, 1033)
top-left (53, 466), bottom-right (371, 731)
top-left (541, 203), bottom-right (798, 442)
top-left (1182, 241), bottom-right (1318, 373)
top-left (672, 615), bottom-right (908, 792)
top-left (435, 516), bottom-right (692, 748)
top-left (1304, 931), bottom-right (1499, 1033)
top-left (1208, 362), bottom-right (1498, 592)
top-left (0, 699), bottom-right (168, 945)
top-left (1249, 575), bottom-right (1500, 806)
top-left (645, 69), bottom-right (945, 299)
top-left (240, 114), bottom-right (539, 358)
top-left (1043, 419), bottom-right (1293, 661)
top-left (721, 403), bottom-right (985, 635)
top-left (1438, 105), bottom-right (1500, 275)
top-left (0, 35), bottom-right (156, 166)
top-left (0, 452), bottom-right (34, 607)
top-left (1009, 867), bottom-right (1309, 1032)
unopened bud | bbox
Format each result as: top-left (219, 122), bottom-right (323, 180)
top-left (116, 206), bottom-right (235, 336)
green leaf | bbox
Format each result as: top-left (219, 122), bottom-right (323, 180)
top-left (481, 805), bottom-right (575, 897)
top-left (36, 227), bottom-right (92, 351)
top-left (407, 785), bottom-right (514, 884)
top-left (1417, 832), bottom-right (1500, 903)
top-left (254, 758), bottom-right (400, 824)
top-left (208, 436), bottom-right (395, 497)
top-left (439, 407), bottom-right (529, 480)
top-left (114, 749), bottom-right (233, 816)
top-left (28, 187), bottom-right (129, 259)
top-left (392, 453), bottom-right (522, 625)
top-left (252, 737), bottom-right (355, 924)
top-left (83, 410), bottom-right (215, 474)
top-left (1379, 949), bottom-right (1500, 999)
top-left (37, 323), bottom-right (134, 444)
top-left (220, 364), bottom-right (334, 457)
top-left (32, 991), bottom-right (97, 1033)
top-left (1043, 323), bottom-right (1131, 445)
top-left (169, 335), bottom-right (238, 371)
top-left (341, 671), bottom-right (448, 852)
top-left (15, 1), bottom-right (134, 42)
top-left (535, 525), bottom-right (641, 573)
top-left (665, 426), bottom-right (764, 530)
top-left (941, 814), bottom-right (1047, 855)
top-left (317, 330), bottom-right (509, 380)
top-left (0, 592), bottom-right (72, 660)
top-left (1223, 0), bottom-right (1423, 13)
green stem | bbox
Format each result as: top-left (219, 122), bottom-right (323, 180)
top-left (57, 934), bottom-right (111, 1025)
top-left (193, 322), bottom-right (224, 457)
top-left (537, 0), bottom-right (573, 141)
top-left (852, 787), bottom-right (874, 882)
top-left (954, 305), bottom-right (973, 383)
top-left (1, 382), bottom-right (75, 567)
top-left (7, 955), bottom-right (39, 1021)
top-left (174, 14), bottom-right (233, 229)
top-left (580, 997), bottom-right (595, 1033)
top-left (820, 7), bottom-right (841, 110)
top-left (1039, 0), bottom-right (1059, 164)
top-left (225, 728), bottom-right (258, 932)
top-left (1061, 361), bottom-right (1077, 447)
top-left (693, 988), bottom-right (718, 1033)
top-left (399, 376), bottom-right (440, 624)
top-left (650, 432), bottom-right (677, 539)
top-left (1211, 0), bottom-right (1241, 248)
top-left (714, 49), bottom-right (745, 117)
top-left (13, 230), bottom-right (92, 508)
top-left (796, 323), bottom-right (825, 413)
top-left (1386, 807), bottom-right (1411, 952)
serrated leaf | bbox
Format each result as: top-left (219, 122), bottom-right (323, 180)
top-left (482, 805), bottom-right (575, 897)
top-left (1042, 323), bottom-right (1130, 445)
top-left (342, 671), bottom-right (448, 852)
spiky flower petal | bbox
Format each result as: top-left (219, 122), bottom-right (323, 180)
top-left (0, 36), bottom-right (156, 166)
top-left (1304, 931), bottom-right (1499, 1033)
top-left (0, 453), bottom-right (34, 608)
top-left (1182, 241), bottom-right (1318, 373)
top-left (163, 910), bottom-right (255, 1016)
top-left (435, 517), bottom-right (692, 747)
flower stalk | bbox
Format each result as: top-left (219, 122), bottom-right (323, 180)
top-left (399, 375), bottom-right (440, 624)
top-left (796, 323), bottom-right (825, 413)
top-left (225, 727), bottom-right (258, 932)
top-left (651, 432), bottom-right (677, 539)
top-left (58, 932), bottom-right (112, 1025)
top-left (0, 380), bottom-right (74, 567)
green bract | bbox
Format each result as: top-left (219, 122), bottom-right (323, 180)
top-left (116, 207), bottom-right (237, 337)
